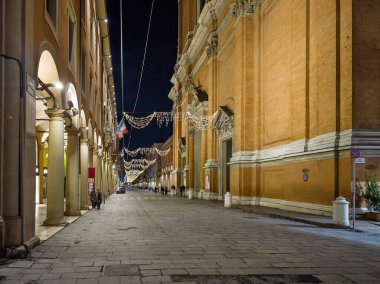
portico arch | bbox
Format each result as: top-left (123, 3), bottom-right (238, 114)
top-left (36, 48), bottom-right (67, 225)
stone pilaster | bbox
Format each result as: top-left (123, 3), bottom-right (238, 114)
top-left (43, 109), bottom-right (66, 226)
top-left (188, 128), bottom-right (195, 191)
top-left (65, 127), bottom-right (81, 216)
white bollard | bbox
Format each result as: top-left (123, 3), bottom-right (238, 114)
top-left (224, 192), bottom-right (232, 207)
top-left (332, 196), bottom-right (349, 226)
top-left (188, 189), bottom-right (193, 200)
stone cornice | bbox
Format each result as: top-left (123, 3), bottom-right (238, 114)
top-left (204, 159), bottom-right (218, 168)
top-left (229, 130), bottom-right (380, 166)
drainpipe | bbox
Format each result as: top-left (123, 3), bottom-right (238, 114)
top-left (0, 54), bottom-right (25, 244)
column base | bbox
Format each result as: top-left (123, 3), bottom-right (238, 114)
top-left (24, 235), bottom-right (40, 252)
top-left (209, 193), bottom-right (219, 200)
top-left (81, 206), bottom-right (90, 210)
top-left (64, 210), bottom-right (82, 217)
top-left (232, 195), bottom-right (241, 205)
top-left (43, 218), bottom-right (67, 226)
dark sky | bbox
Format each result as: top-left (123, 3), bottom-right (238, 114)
top-left (106, 0), bottom-right (177, 154)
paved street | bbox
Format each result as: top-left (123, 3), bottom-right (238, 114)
top-left (1, 189), bottom-right (380, 283)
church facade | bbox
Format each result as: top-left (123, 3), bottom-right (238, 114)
top-left (169, 0), bottom-right (380, 215)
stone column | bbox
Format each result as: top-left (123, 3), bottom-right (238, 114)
top-left (97, 152), bottom-right (102, 192)
top-left (88, 143), bottom-right (94, 168)
top-left (92, 146), bottom-right (98, 190)
top-left (38, 142), bottom-right (45, 204)
top-left (44, 109), bottom-right (66, 225)
top-left (101, 156), bottom-right (106, 195)
top-left (80, 138), bottom-right (89, 209)
top-left (65, 127), bottom-right (81, 216)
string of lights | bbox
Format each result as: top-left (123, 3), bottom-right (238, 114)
top-left (123, 112), bottom-right (173, 129)
top-left (124, 147), bottom-right (170, 157)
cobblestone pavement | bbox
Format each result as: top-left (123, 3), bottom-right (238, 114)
top-left (1, 189), bottom-right (380, 283)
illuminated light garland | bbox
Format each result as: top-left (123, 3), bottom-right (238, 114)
top-left (123, 112), bottom-right (173, 129)
top-left (124, 147), bottom-right (171, 157)
top-left (125, 169), bottom-right (145, 183)
top-left (124, 158), bottom-right (157, 166)
top-left (124, 163), bottom-right (149, 171)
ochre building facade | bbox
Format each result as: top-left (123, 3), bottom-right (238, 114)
top-left (169, 0), bottom-right (380, 215)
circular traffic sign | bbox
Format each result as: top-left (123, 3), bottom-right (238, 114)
top-left (351, 149), bottom-right (360, 159)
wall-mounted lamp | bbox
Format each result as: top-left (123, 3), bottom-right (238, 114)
top-left (43, 167), bottom-right (48, 176)
top-left (36, 78), bottom-right (64, 109)
top-left (36, 166), bottom-right (39, 176)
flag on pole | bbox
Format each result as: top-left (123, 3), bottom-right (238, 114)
top-left (114, 119), bottom-right (128, 139)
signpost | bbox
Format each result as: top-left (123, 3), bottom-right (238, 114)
top-left (350, 149), bottom-right (365, 230)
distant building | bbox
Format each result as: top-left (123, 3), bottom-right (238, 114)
top-left (134, 137), bottom-right (173, 190)
top-left (169, 0), bottom-right (380, 214)
top-left (159, 136), bottom-right (173, 188)
top-left (0, 0), bottom-right (117, 255)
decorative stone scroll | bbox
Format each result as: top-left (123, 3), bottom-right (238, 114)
top-left (188, 127), bottom-right (196, 138)
top-left (103, 123), bottom-right (112, 148)
top-left (212, 106), bottom-right (234, 138)
top-left (206, 31), bottom-right (218, 59)
top-left (184, 75), bottom-right (197, 94)
top-left (231, 0), bottom-right (262, 19)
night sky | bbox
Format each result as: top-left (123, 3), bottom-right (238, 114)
top-left (106, 0), bottom-right (177, 155)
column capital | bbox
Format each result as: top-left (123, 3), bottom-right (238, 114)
top-left (45, 108), bottom-right (65, 120)
top-left (65, 127), bottom-right (80, 136)
top-left (80, 138), bottom-right (89, 144)
top-left (88, 142), bottom-right (95, 150)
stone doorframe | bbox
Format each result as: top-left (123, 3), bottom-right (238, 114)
top-left (212, 106), bottom-right (234, 200)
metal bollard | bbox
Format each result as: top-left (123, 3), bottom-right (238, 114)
top-left (332, 196), bottom-right (349, 226)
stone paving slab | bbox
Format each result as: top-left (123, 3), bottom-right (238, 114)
top-left (1, 188), bottom-right (380, 283)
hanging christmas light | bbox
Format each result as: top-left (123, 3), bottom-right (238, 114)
top-left (123, 112), bottom-right (173, 129)
top-left (124, 147), bottom-right (171, 157)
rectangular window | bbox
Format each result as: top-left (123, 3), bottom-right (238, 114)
top-left (81, 50), bottom-right (86, 94)
top-left (46, 0), bottom-right (57, 27)
top-left (45, 0), bottom-right (58, 40)
top-left (198, 0), bottom-right (206, 18)
top-left (68, 3), bottom-right (77, 73)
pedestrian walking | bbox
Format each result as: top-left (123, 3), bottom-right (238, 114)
top-left (180, 185), bottom-right (185, 197)
top-left (90, 189), bottom-right (97, 209)
top-left (164, 187), bottom-right (168, 196)
top-left (96, 189), bottom-right (102, 209)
